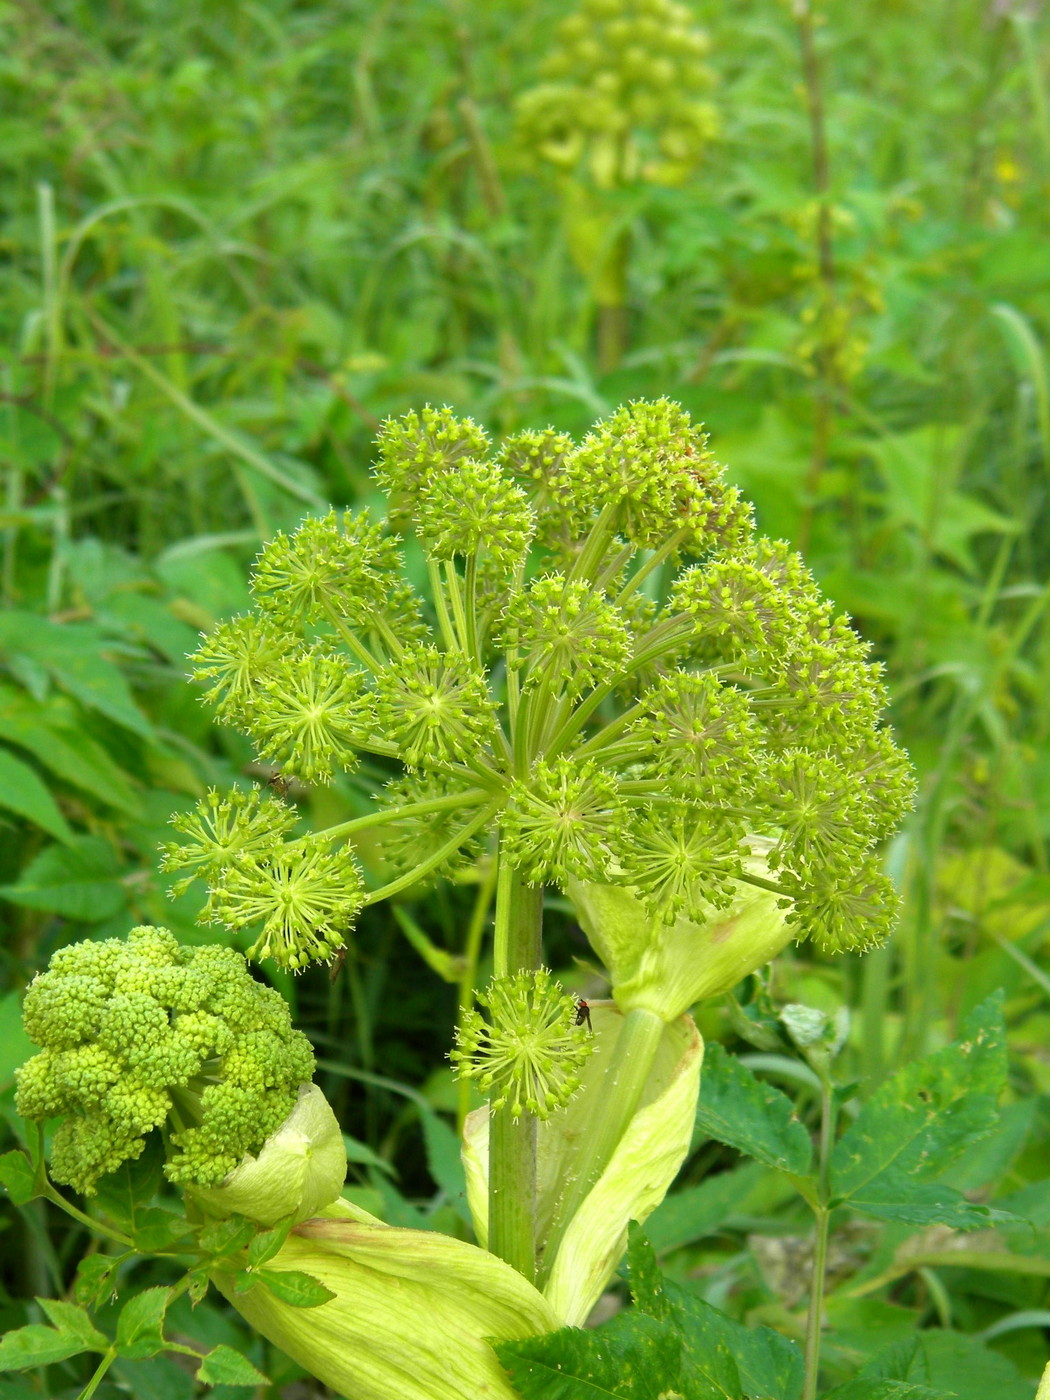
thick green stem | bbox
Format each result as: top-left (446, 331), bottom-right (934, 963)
top-left (538, 1005), bottom-right (665, 1285)
top-left (802, 1073), bottom-right (836, 1400)
top-left (427, 559), bottom-right (460, 653)
top-left (488, 861), bottom-right (544, 1281)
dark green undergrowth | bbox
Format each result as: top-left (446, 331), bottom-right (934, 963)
top-left (1, 0), bottom-right (1048, 1396)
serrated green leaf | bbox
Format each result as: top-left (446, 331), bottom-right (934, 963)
top-left (114, 1286), bottom-right (171, 1359)
top-left (196, 1344), bottom-right (270, 1387)
top-left (74, 1255), bottom-right (122, 1310)
top-left (831, 995), bottom-right (1007, 1210)
top-left (0, 1151), bottom-right (39, 1205)
top-left (496, 1313), bottom-right (683, 1400)
top-left (0, 747), bottom-right (74, 842)
top-left (666, 1282), bottom-right (804, 1400)
top-left (246, 1218), bottom-right (293, 1270)
top-left (0, 1324), bottom-right (97, 1372)
top-left (694, 1042), bottom-right (813, 1176)
top-left (842, 1179), bottom-right (1014, 1230)
top-left (0, 834), bottom-right (125, 919)
top-left (255, 1269), bottom-right (336, 1308)
top-left (35, 1297), bottom-right (109, 1352)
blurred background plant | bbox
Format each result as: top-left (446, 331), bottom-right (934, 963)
top-left (0, 0), bottom-right (1048, 1396)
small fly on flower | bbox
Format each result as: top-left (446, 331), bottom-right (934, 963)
top-left (574, 998), bottom-right (592, 1034)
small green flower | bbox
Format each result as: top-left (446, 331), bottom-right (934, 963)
top-left (249, 646), bottom-right (370, 783)
top-left (620, 803), bottom-right (746, 921)
top-left (502, 758), bottom-right (625, 885)
top-left (374, 404), bottom-right (490, 514)
top-left (210, 835), bottom-right (365, 971)
top-left (417, 457), bottom-right (535, 573)
top-left (161, 787), bottom-right (298, 896)
top-left (373, 644), bottom-right (498, 769)
top-left (191, 615), bottom-right (297, 721)
top-left (451, 969), bottom-right (594, 1120)
top-left (499, 574), bottom-right (630, 697)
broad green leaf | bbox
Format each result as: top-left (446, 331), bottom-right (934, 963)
top-left (74, 1255), bottom-right (122, 1310)
top-left (35, 1298), bottom-right (108, 1352)
top-left (627, 1226), bottom-right (803, 1400)
top-left (0, 834), bottom-right (126, 920)
top-left (821, 1382), bottom-right (947, 1400)
top-left (114, 1286), bottom-right (171, 1359)
top-left (840, 1179), bottom-right (1013, 1231)
top-left (496, 1314), bottom-right (683, 1400)
top-left (196, 1344), bottom-right (269, 1387)
top-left (0, 684), bottom-right (141, 814)
top-left (694, 1042), bottom-right (812, 1176)
top-left (0, 1151), bottom-right (39, 1206)
top-left (132, 1206), bottom-right (192, 1252)
top-left (0, 1324), bottom-right (103, 1372)
top-left (920, 1330), bottom-right (1034, 1400)
top-left (831, 995), bottom-right (1007, 1210)
top-left (0, 611), bottom-right (153, 738)
top-left (246, 1218), bottom-right (293, 1270)
top-left (255, 1269), bottom-right (336, 1308)
top-left (666, 1283), bottom-right (804, 1400)
top-left (0, 747), bottom-right (73, 842)
top-left (645, 1162), bottom-right (768, 1255)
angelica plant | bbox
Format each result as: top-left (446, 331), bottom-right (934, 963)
top-left (515, 0), bottom-right (719, 368)
top-left (159, 395), bottom-right (912, 1288)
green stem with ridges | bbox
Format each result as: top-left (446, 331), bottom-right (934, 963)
top-left (489, 859), bottom-right (544, 1281)
top-left (444, 559), bottom-right (470, 654)
top-left (427, 559), bottom-right (460, 653)
top-left (320, 788), bottom-right (492, 843)
top-left (616, 529), bottom-right (689, 604)
top-left (464, 551), bottom-right (480, 661)
top-left (361, 803), bottom-right (499, 906)
top-left (538, 1004), bottom-right (665, 1286)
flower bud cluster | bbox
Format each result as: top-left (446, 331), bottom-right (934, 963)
top-left (515, 0), bottom-right (718, 190)
top-left (173, 396), bottom-right (911, 978)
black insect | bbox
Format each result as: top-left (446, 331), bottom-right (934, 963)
top-left (574, 998), bottom-right (592, 1033)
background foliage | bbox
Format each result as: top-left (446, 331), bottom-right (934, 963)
top-left (0, 0), bottom-right (1048, 1396)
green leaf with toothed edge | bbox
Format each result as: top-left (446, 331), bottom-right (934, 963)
top-left (693, 1042), bottom-right (813, 1177)
top-left (830, 994), bottom-right (1007, 1212)
top-left (196, 1344), bottom-right (270, 1387)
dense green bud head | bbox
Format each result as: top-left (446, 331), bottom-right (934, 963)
top-left (178, 397), bottom-right (911, 971)
top-left (16, 928), bottom-right (316, 1195)
top-left (516, 0), bottom-right (718, 189)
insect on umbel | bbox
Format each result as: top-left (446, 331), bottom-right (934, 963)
top-left (574, 998), bottom-right (592, 1033)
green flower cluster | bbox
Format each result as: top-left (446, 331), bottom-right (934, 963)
top-left (15, 927), bottom-right (315, 1195)
top-left (515, 0), bottom-right (718, 190)
top-left (169, 397), bottom-right (911, 973)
